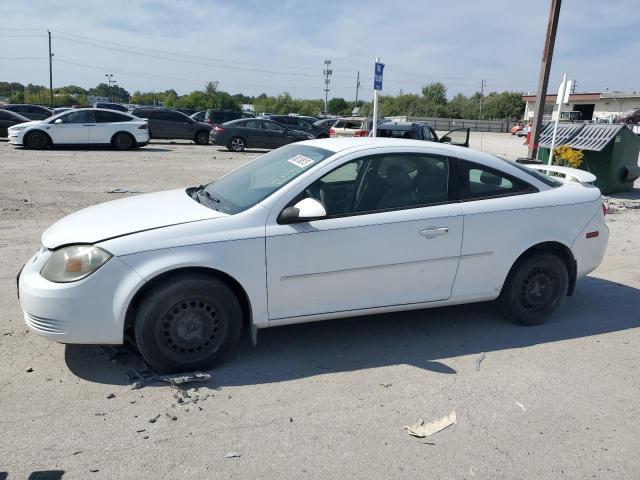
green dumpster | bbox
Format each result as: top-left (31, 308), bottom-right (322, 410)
top-left (537, 123), bottom-right (640, 194)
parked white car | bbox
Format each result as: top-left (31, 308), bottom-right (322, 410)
top-left (18, 138), bottom-right (608, 372)
top-left (8, 108), bottom-right (149, 150)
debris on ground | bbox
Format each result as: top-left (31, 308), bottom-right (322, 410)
top-left (404, 410), bottom-right (457, 438)
top-left (130, 371), bottom-right (211, 390)
top-left (380, 383), bottom-right (392, 388)
top-left (165, 413), bottom-right (177, 421)
top-left (515, 401), bottom-right (526, 412)
top-left (106, 393), bottom-right (116, 399)
top-left (26, 367), bottom-right (33, 373)
top-left (475, 352), bottom-right (486, 371)
top-left (148, 414), bottom-right (161, 424)
top-left (225, 452), bottom-right (241, 458)
top-left (106, 188), bottom-right (143, 194)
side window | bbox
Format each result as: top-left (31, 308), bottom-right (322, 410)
top-left (244, 120), bottom-right (261, 129)
top-left (299, 153), bottom-right (449, 218)
top-left (168, 112), bottom-right (190, 123)
top-left (263, 121), bottom-right (284, 131)
top-left (302, 159), bottom-right (366, 216)
top-left (94, 111), bottom-right (131, 123)
top-left (459, 161), bottom-right (535, 200)
top-left (422, 126), bottom-right (434, 140)
top-left (59, 110), bottom-right (94, 124)
top-left (0, 111), bottom-right (10, 120)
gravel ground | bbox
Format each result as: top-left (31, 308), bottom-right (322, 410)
top-left (1, 136), bottom-right (639, 479)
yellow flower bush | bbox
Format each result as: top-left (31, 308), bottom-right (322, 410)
top-left (553, 145), bottom-right (584, 168)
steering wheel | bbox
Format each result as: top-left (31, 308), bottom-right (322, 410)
top-left (304, 181), bottom-right (325, 205)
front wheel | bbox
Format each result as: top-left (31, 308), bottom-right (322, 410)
top-left (228, 136), bottom-right (245, 152)
top-left (25, 131), bottom-right (49, 149)
top-left (134, 274), bottom-right (243, 373)
top-left (498, 253), bottom-right (568, 325)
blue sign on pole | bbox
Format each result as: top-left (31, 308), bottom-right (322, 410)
top-left (374, 62), bottom-right (385, 91)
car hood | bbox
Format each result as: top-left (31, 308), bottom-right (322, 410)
top-left (42, 188), bottom-right (226, 249)
top-left (10, 119), bottom-right (45, 129)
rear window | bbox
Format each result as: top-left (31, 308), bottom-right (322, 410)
top-left (334, 119), bottom-right (364, 129)
top-left (377, 128), bottom-right (416, 139)
top-left (501, 158), bottom-right (563, 187)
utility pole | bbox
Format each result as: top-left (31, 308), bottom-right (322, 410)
top-left (528, 0), bottom-right (562, 159)
top-left (479, 79), bottom-right (486, 119)
top-left (355, 70), bottom-right (361, 107)
top-left (105, 73), bottom-right (114, 102)
top-left (571, 79), bottom-right (577, 93)
top-left (323, 59), bottom-right (332, 114)
top-left (47, 29), bottom-right (53, 107)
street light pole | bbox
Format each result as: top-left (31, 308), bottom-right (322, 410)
top-left (47, 30), bottom-right (53, 108)
top-left (104, 73), bottom-right (113, 102)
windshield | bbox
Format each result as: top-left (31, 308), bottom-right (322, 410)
top-left (198, 144), bottom-right (334, 214)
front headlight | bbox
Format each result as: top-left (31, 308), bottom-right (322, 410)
top-left (9, 125), bottom-right (27, 132)
top-left (40, 245), bottom-right (112, 283)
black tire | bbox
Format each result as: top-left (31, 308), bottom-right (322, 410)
top-left (194, 130), bottom-right (210, 145)
top-left (228, 136), bottom-right (245, 152)
top-left (24, 130), bottom-right (49, 150)
top-left (112, 132), bottom-right (135, 150)
top-left (134, 274), bottom-right (243, 373)
top-left (498, 253), bottom-right (568, 326)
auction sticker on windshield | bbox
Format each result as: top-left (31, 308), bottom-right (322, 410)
top-left (287, 155), bottom-right (315, 168)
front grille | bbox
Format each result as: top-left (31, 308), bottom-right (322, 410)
top-left (24, 312), bottom-right (66, 334)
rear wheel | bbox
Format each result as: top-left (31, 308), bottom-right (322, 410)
top-left (498, 253), bottom-right (568, 325)
top-left (112, 132), bottom-right (135, 150)
top-left (25, 131), bottom-right (49, 149)
top-left (228, 136), bottom-right (245, 152)
top-left (134, 274), bottom-right (243, 373)
top-left (194, 130), bottom-right (209, 145)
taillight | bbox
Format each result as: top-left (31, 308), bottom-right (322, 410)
top-left (214, 126), bottom-right (224, 132)
top-left (602, 203), bottom-right (607, 216)
top-left (329, 128), bottom-right (336, 137)
top-left (353, 130), bottom-right (368, 137)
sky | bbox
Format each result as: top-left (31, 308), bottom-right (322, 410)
top-left (1, 0), bottom-right (639, 101)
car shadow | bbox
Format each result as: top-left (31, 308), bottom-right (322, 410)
top-left (65, 276), bottom-right (640, 387)
top-left (215, 148), bottom-right (270, 154)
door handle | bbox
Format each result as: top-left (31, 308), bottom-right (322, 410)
top-left (419, 227), bottom-right (449, 239)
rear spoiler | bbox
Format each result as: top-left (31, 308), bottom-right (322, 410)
top-left (526, 164), bottom-right (597, 184)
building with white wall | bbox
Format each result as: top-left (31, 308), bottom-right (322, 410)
top-left (522, 91), bottom-right (640, 123)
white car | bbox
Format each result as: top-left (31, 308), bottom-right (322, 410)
top-left (18, 138), bottom-right (608, 372)
top-left (8, 108), bottom-right (149, 150)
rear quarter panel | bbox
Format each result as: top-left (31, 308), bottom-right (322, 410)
top-left (452, 184), bottom-right (602, 300)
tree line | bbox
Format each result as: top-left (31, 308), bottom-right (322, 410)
top-left (0, 80), bottom-right (524, 120)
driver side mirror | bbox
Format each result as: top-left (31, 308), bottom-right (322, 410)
top-left (279, 197), bottom-right (327, 224)
top-left (54, 118), bottom-right (62, 124)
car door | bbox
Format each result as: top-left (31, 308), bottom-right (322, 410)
top-left (91, 110), bottom-right (131, 143)
top-left (242, 119), bottom-right (266, 148)
top-left (0, 111), bottom-right (23, 136)
top-left (439, 128), bottom-right (470, 147)
top-left (265, 151), bottom-right (463, 320)
top-left (48, 110), bottom-right (94, 144)
top-left (168, 111), bottom-right (195, 139)
top-left (262, 120), bottom-right (290, 148)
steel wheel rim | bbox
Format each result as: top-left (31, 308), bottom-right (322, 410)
top-left (518, 267), bottom-right (557, 312)
top-left (156, 299), bottom-right (226, 362)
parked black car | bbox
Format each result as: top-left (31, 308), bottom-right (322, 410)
top-left (0, 109), bottom-right (29, 137)
top-left (190, 111), bottom-right (205, 123)
top-left (203, 110), bottom-right (245, 127)
top-left (314, 118), bottom-right (338, 129)
top-left (266, 115), bottom-right (330, 138)
top-left (93, 102), bottom-right (129, 112)
top-left (1, 104), bottom-right (52, 120)
top-left (375, 121), bottom-right (470, 147)
top-left (210, 118), bottom-right (315, 151)
top-left (131, 107), bottom-right (212, 144)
